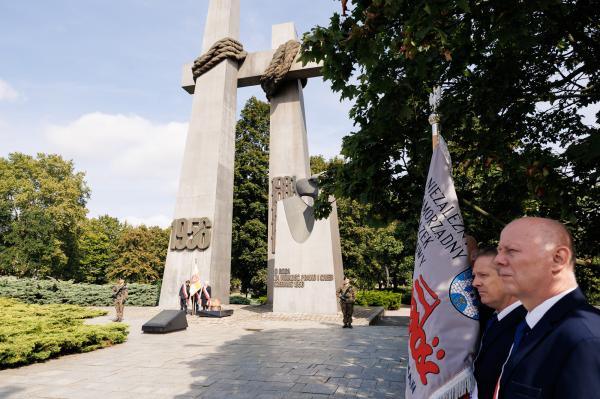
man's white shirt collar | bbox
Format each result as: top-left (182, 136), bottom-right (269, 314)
top-left (525, 286), bottom-right (578, 329)
top-left (492, 290), bottom-right (577, 399)
top-left (470, 301), bottom-right (523, 399)
top-left (497, 300), bottom-right (523, 321)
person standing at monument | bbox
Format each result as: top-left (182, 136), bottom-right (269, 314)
top-left (112, 278), bottom-right (128, 322)
top-left (179, 280), bottom-right (190, 313)
top-left (201, 281), bottom-right (212, 311)
top-left (338, 277), bottom-right (356, 328)
top-left (472, 248), bottom-right (525, 399)
top-left (494, 217), bottom-right (600, 398)
top-left (190, 291), bottom-right (198, 315)
top-left (189, 274), bottom-right (202, 315)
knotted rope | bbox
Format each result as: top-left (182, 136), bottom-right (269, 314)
top-left (192, 37), bottom-right (247, 81)
top-left (260, 40), bottom-right (307, 100)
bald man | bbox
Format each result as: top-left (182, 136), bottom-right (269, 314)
top-left (494, 217), bottom-right (600, 399)
top-left (472, 248), bottom-right (525, 399)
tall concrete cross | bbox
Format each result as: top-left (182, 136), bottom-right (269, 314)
top-left (164, 2), bottom-right (343, 313)
top-left (159, 0), bottom-right (241, 308)
top-left (265, 24), bottom-right (344, 314)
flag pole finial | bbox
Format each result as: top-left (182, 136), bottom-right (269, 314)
top-left (429, 86), bottom-right (442, 149)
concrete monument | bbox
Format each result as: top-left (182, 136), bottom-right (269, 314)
top-left (266, 24), bottom-right (344, 315)
top-left (159, 0), bottom-right (241, 308)
top-left (162, 1), bottom-right (343, 314)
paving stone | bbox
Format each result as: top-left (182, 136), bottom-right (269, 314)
top-left (296, 375), bottom-right (330, 384)
top-left (0, 306), bottom-right (409, 398)
top-left (359, 379), bottom-right (377, 389)
top-left (316, 368), bottom-right (346, 378)
top-left (292, 383), bottom-right (339, 395)
top-left (255, 393), bottom-right (287, 399)
top-left (290, 366), bottom-right (319, 376)
top-left (254, 381), bottom-right (295, 391)
top-left (284, 393), bottom-right (321, 399)
top-left (328, 377), bottom-right (362, 388)
top-left (261, 373), bottom-right (300, 383)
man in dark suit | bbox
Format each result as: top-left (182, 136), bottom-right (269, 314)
top-left (472, 248), bottom-right (526, 399)
top-left (494, 217), bottom-right (600, 398)
top-left (179, 280), bottom-right (190, 313)
top-left (201, 281), bottom-right (212, 311)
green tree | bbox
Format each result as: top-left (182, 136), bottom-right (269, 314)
top-left (0, 153), bottom-right (89, 278)
top-left (231, 97), bottom-right (270, 295)
top-left (108, 225), bottom-right (169, 283)
top-left (76, 216), bottom-right (124, 284)
top-left (312, 156), bottom-right (411, 289)
top-left (146, 225), bottom-right (170, 279)
top-left (334, 197), bottom-right (411, 289)
top-left (250, 267), bottom-right (268, 297)
top-left (301, 0), bottom-right (600, 261)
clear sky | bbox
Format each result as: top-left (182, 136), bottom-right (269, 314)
top-left (0, 0), bottom-right (353, 227)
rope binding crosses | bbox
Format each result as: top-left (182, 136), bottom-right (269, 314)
top-left (191, 37), bottom-right (308, 101)
top-left (192, 37), bottom-right (247, 81)
top-left (260, 40), bottom-right (307, 101)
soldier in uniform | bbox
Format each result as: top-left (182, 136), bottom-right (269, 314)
top-left (338, 277), bottom-right (356, 328)
top-left (112, 278), bottom-right (128, 322)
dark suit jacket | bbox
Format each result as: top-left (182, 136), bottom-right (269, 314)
top-left (474, 304), bottom-right (526, 399)
top-left (478, 303), bottom-right (497, 337)
top-left (201, 285), bottom-right (211, 306)
top-left (499, 288), bottom-right (600, 398)
top-left (178, 284), bottom-right (190, 299)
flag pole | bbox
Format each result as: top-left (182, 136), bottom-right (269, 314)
top-left (407, 85), bottom-right (479, 399)
top-left (429, 86), bottom-right (442, 150)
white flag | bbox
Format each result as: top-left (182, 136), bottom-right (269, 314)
top-left (406, 136), bottom-right (480, 399)
top-left (189, 263), bottom-right (202, 297)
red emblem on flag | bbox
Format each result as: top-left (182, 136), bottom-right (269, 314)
top-left (409, 274), bottom-right (445, 385)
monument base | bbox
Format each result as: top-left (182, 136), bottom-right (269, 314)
top-left (141, 310), bottom-right (188, 334)
top-left (198, 309), bottom-right (234, 318)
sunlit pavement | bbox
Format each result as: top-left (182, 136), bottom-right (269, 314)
top-left (0, 305), bottom-right (409, 398)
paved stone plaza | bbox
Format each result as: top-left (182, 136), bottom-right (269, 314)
top-left (0, 305), bottom-right (409, 399)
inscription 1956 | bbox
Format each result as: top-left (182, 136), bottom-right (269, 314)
top-left (170, 217), bottom-right (212, 251)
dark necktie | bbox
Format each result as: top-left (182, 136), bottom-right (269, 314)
top-left (484, 314), bottom-right (499, 336)
top-left (493, 320), bottom-right (530, 399)
top-left (475, 314), bottom-right (499, 361)
top-left (512, 319), bottom-right (531, 353)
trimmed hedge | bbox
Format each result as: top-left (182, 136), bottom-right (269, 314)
top-left (355, 288), bottom-right (411, 310)
top-left (256, 295), bottom-right (268, 305)
top-left (229, 295), bottom-right (251, 305)
top-left (0, 297), bottom-right (128, 369)
top-left (0, 277), bottom-right (160, 306)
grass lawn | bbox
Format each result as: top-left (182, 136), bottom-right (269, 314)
top-left (0, 297), bottom-right (128, 369)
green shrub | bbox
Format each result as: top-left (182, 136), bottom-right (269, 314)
top-left (230, 278), bottom-right (242, 292)
top-left (250, 268), bottom-right (267, 297)
top-left (256, 295), bottom-right (268, 305)
top-left (0, 297), bottom-right (128, 369)
top-left (0, 277), bottom-right (159, 306)
top-left (355, 290), bottom-right (408, 310)
top-left (397, 286), bottom-right (412, 305)
top-left (229, 295), bottom-right (251, 305)
top-left (576, 261), bottom-right (600, 305)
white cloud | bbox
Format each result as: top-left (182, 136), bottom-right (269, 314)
top-left (124, 214), bottom-right (172, 228)
top-left (45, 112), bottom-right (187, 179)
top-left (0, 79), bottom-right (19, 102)
top-left (44, 112), bottom-right (187, 222)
